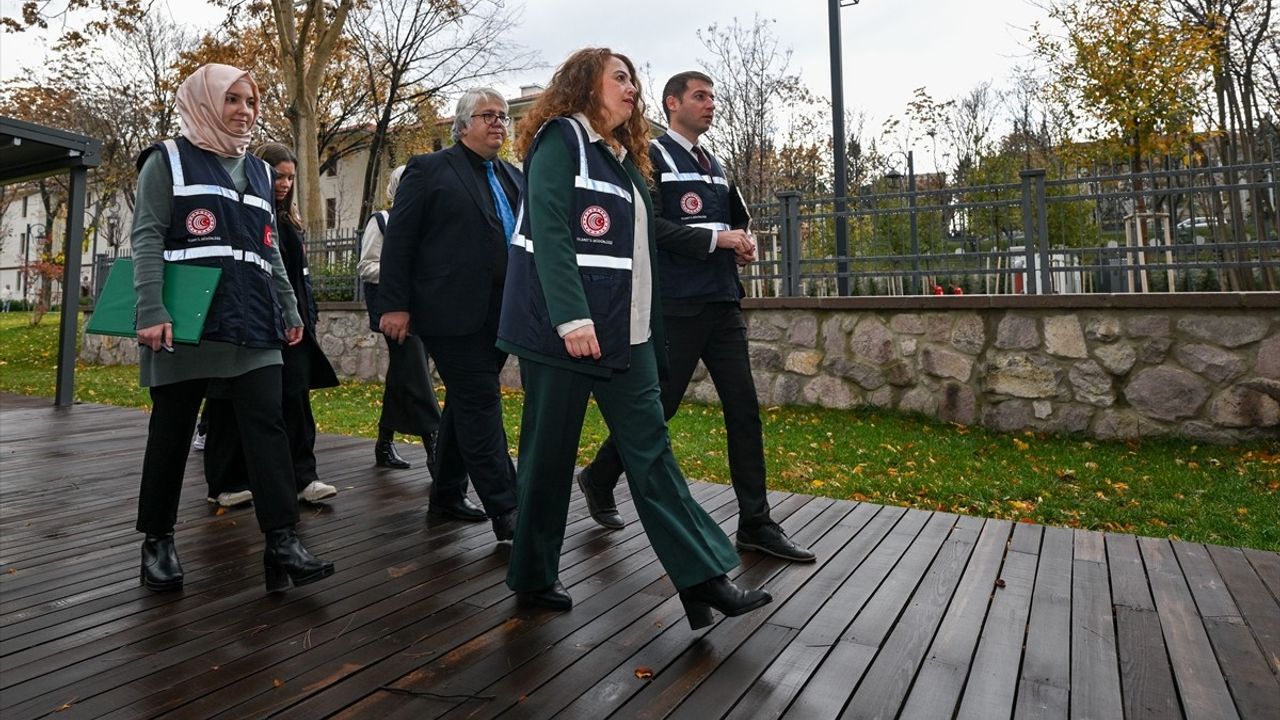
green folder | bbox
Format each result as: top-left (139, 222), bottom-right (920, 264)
top-left (85, 259), bottom-right (221, 344)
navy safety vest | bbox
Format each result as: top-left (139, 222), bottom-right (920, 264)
top-left (139, 137), bottom-right (285, 347)
top-left (499, 117), bottom-right (637, 371)
top-left (649, 134), bottom-right (740, 304)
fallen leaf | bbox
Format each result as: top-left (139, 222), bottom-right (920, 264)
top-left (273, 678), bottom-right (284, 688)
top-left (634, 666), bottom-right (654, 680)
top-left (215, 507), bottom-right (227, 516)
top-left (995, 578), bottom-right (1007, 589)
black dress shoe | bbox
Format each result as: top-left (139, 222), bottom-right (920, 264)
top-left (678, 575), bottom-right (772, 630)
top-left (577, 465), bottom-right (624, 530)
top-left (491, 508), bottom-right (517, 542)
top-left (517, 579), bottom-right (572, 610)
top-left (375, 440), bottom-right (411, 469)
top-left (427, 496), bottom-right (488, 522)
top-left (263, 528), bottom-right (335, 593)
top-left (736, 523), bottom-right (817, 563)
top-left (141, 533), bottom-right (184, 592)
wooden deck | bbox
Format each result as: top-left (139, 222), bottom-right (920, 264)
top-left (1, 395), bottom-right (1277, 719)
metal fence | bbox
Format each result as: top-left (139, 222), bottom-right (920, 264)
top-left (91, 162), bottom-right (1279, 303)
top-left (741, 161), bottom-right (1279, 297)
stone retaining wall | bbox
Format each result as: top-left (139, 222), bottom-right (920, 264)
top-left (80, 293), bottom-right (1280, 443)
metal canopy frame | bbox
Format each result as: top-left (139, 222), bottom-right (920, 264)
top-left (0, 116), bottom-right (103, 407)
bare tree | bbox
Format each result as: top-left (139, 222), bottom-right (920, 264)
top-left (945, 82), bottom-right (998, 186)
top-left (696, 14), bottom-right (802, 204)
top-left (348, 0), bottom-right (536, 222)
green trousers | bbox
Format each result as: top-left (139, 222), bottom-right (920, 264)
top-left (506, 341), bottom-right (739, 593)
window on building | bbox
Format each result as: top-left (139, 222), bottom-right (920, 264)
top-left (325, 153), bottom-right (337, 177)
top-left (325, 198), bottom-right (337, 229)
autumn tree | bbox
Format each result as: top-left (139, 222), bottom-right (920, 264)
top-left (0, 0), bottom-right (144, 45)
top-left (348, 0), bottom-right (535, 223)
top-left (1032, 0), bottom-right (1216, 275)
top-left (215, 0), bottom-right (358, 238)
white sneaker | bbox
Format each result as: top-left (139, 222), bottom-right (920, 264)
top-left (298, 480), bottom-right (337, 503)
top-left (192, 431), bottom-right (206, 451)
top-left (207, 490), bottom-right (253, 507)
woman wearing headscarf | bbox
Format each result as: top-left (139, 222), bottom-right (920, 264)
top-left (498, 48), bottom-right (771, 629)
top-left (131, 63), bottom-right (334, 594)
top-left (356, 165), bottom-right (444, 473)
top-left (201, 143), bottom-right (341, 506)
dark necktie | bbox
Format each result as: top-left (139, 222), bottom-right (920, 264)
top-left (483, 160), bottom-right (516, 245)
top-left (691, 145), bottom-right (712, 174)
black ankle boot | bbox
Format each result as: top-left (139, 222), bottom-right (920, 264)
top-left (678, 575), bottom-right (772, 630)
top-left (141, 533), bottom-right (184, 592)
top-left (263, 528), bottom-right (335, 593)
top-left (375, 439), bottom-right (411, 469)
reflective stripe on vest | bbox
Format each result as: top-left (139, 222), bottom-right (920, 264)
top-left (569, 122), bottom-right (633, 201)
top-left (162, 139), bottom-right (277, 216)
top-left (650, 139), bottom-right (730, 187)
top-left (511, 127), bottom-right (636, 272)
top-left (163, 244), bottom-right (273, 274)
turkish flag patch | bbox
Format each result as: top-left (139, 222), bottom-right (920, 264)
top-left (263, 224), bottom-right (274, 248)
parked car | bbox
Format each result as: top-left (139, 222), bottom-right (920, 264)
top-left (1176, 217), bottom-right (1217, 230)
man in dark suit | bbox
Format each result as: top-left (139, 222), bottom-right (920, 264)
top-left (579, 71), bottom-right (815, 562)
top-left (378, 87), bottom-right (522, 542)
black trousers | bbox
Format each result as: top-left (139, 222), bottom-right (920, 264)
top-left (137, 365), bottom-right (299, 534)
top-left (419, 303), bottom-right (517, 516)
top-left (204, 343), bottom-right (318, 496)
top-left (588, 302), bottom-right (773, 529)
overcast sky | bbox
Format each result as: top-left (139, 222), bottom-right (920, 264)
top-left (2, 0), bottom-right (1048, 155)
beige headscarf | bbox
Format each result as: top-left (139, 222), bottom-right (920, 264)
top-left (176, 64), bottom-right (259, 158)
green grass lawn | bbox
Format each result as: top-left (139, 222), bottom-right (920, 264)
top-left (3, 311), bottom-right (1277, 551)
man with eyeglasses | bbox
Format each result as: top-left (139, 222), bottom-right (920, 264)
top-left (378, 87), bottom-right (523, 543)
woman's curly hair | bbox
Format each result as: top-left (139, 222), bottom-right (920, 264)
top-left (514, 48), bottom-right (652, 180)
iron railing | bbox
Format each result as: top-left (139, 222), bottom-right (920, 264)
top-left (92, 162), bottom-right (1279, 302)
top-left (740, 161), bottom-right (1279, 297)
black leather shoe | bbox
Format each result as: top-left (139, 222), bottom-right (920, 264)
top-left (427, 496), bottom-right (487, 522)
top-left (736, 523), bottom-right (817, 563)
top-left (491, 508), bottom-right (517, 542)
top-left (577, 465), bottom-right (624, 530)
top-left (141, 533), bottom-right (184, 592)
top-left (375, 440), bottom-right (411, 469)
top-left (517, 580), bottom-right (572, 610)
top-left (678, 575), bottom-right (772, 630)
top-left (263, 528), bottom-right (335, 593)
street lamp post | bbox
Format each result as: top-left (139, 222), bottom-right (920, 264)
top-left (829, 0), bottom-right (861, 296)
top-left (885, 150), bottom-right (919, 294)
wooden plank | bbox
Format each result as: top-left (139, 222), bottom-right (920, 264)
top-left (898, 518), bottom-right (1014, 719)
top-left (1015, 525), bottom-right (1073, 720)
top-left (840, 515), bottom-right (987, 719)
top-left (1174, 541), bottom-right (1280, 719)
top-left (955, 524), bottom-right (1041, 720)
top-left (1070, 530), bottom-right (1124, 720)
top-left (722, 505), bottom-right (913, 720)
top-left (583, 499), bottom-right (857, 720)
top-left (1140, 536), bottom-right (1241, 720)
top-left (1207, 545), bottom-right (1280, 678)
top-left (778, 510), bottom-right (955, 719)
top-left (1244, 550), bottom-right (1280, 602)
top-left (1106, 533), bottom-right (1181, 720)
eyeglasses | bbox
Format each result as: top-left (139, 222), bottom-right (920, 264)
top-left (470, 112), bottom-right (512, 127)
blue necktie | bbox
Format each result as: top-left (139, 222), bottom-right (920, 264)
top-left (484, 160), bottom-right (516, 245)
